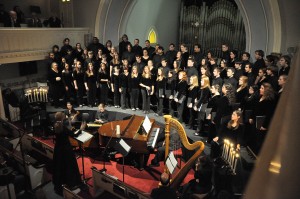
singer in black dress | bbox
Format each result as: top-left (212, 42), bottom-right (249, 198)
top-left (52, 112), bottom-right (82, 195)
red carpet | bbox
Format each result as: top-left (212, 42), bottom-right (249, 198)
top-left (35, 136), bottom-right (194, 194)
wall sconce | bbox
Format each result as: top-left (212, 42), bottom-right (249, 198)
top-left (62, 0), bottom-right (70, 2)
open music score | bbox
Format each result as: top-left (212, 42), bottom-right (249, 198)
top-left (74, 130), bottom-right (93, 144)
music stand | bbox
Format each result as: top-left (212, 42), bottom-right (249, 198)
top-left (72, 130), bottom-right (93, 183)
top-left (114, 139), bottom-right (131, 182)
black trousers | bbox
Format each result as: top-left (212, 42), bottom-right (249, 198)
top-left (87, 84), bottom-right (97, 106)
top-left (76, 84), bottom-right (85, 106)
top-left (113, 86), bottom-right (120, 106)
top-left (141, 89), bottom-right (150, 111)
top-left (99, 83), bottom-right (109, 105)
top-left (120, 87), bottom-right (129, 108)
top-left (156, 93), bottom-right (164, 115)
top-left (130, 88), bottom-right (139, 108)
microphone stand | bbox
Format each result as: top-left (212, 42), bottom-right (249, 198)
top-left (100, 128), bottom-right (117, 172)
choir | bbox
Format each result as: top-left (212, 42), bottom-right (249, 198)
top-left (47, 37), bottom-right (290, 155)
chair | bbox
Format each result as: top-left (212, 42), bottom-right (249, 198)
top-left (82, 113), bottom-right (89, 122)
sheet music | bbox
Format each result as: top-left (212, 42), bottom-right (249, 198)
top-left (119, 139), bottom-right (131, 153)
top-left (75, 131), bottom-right (93, 143)
top-left (166, 151), bottom-right (178, 174)
top-left (142, 115), bottom-right (152, 134)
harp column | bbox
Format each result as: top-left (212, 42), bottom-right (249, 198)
top-left (164, 115), bottom-right (172, 173)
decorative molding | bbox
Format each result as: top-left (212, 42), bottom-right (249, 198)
top-left (0, 28), bottom-right (89, 64)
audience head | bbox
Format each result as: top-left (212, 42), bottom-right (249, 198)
top-left (63, 38), bottom-right (70, 45)
top-left (265, 55), bottom-right (277, 66)
top-left (66, 102), bottom-right (73, 110)
top-left (145, 40), bottom-right (151, 48)
top-left (160, 172), bottom-right (170, 186)
top-left (220, 59), bottom-right (228, 68)
top-left (222, 83), bottom-right (236, 105)
top-left (244, 63), bottom-right (252, 73)
top-left (255, 50), bottom-right (265, 59)
top-left (260, 82), bottom-right (275, 100)
top-left (227, 67), bottom-right (235, 78)
top-left (278, 74), bottom-right (288, 88)
top-left (279, 55), bottom-right (291, 67)
top-left (122, 34), bottom-right (128, 42)
top-left (187, 57), bottom-right (195, 67)
top-left (211, 84), bottom-right (220, 95)
top-left (230, 50), bottom-right (238, 59)
top-left (222, 44), bottom-right (229, 52)
top-left (266, 66), bottom-right (278, 76)
top-left (189, 75), bottom-right (199, 87)
top-left (178, 71), bottom-right (187, 81)
top-left (194, 44), bottom-right (201, 53)
top-left (98, 103), bottom-right (105, 112)
top-left (239, 76), bottom-right (248, 88)
top-left (169, 43), bottom-right (175, 50)
top-left (249, 85), bottom-right (259, 95)
top-left (242, 52), bottom-right (250, 61)
top-left (201, 75), bottom-right (210, 89)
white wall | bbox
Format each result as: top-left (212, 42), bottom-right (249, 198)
top-left (123, 0), bottom-right (181, 49)
top-left (278, 0), bottom-right (300, 53)
top-left (73, 0), bottom-right (100, 39)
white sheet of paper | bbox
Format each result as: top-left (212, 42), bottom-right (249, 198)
top-left (119, 138), bottom-right (131, 153)
top-left (142, 115), bottom-right (152, 134)
top-left (166, 151), bottom-right (178, 174)
top-left (75, 131), bottom-right (93, 143)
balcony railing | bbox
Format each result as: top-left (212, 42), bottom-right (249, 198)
top-left (0, 27), bottom-right (90, 64)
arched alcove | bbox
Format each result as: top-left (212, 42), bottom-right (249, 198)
top-left (95, 0), bottom-right (283, 56)
top-left (148, 28), bottom-right (157, 44)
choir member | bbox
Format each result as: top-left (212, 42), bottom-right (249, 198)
top-left (48, 62), bottom-right (64, 108)
top-left (84, 62), bottom-right (97, 107)
top-left (236, 76), bottom-right (248, 105)
top-left (174, 71), bottom-right (188, 122)
top-left (155, 68), bottom-right (167, 116)
top-left (119, 66), bottom-right (130, 109)
top-left (73, 61), bottom-right (85, 107)
top-left (129, 66), bottom-right (140, 111)
top-left (139, 66), bottom-right (154, 114)
top-left (97, 63), bottom-right (110, 105)
top-left (111, 66), bottom-right (121, 108)
top-left (62, 63), bottom-right (75, 103)
top-left (186, 75), bottom-right (199, 129)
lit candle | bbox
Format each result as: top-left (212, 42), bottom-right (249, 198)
top-left (231, 151), bottom-right (236, 168)
top-left (233, 153), bottom-right (239, 174)
top-left (26, 91), bottom-right (30, 103)
top-left (41, 89), bottom-right (44, 102)
top-left (45, 90), bottom-right (48, 102)
top-left (37, 89), bottom-right (40, 102)
top-left (228, 147), bottom-right (233, 164)
top-left (29, 90), bottom-right (33, 103)
top-left (222, 139), bottom-right (227, 158)
top-left (225, 141), bottom-right (230, 160)
top-left (34, 89), bottom-right (37, 102)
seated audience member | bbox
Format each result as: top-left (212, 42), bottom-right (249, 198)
top-left (64, 102), bottom-right (80, 123)
top-left (13, 6), bottom-right (25, 24)
top-left (211, 109), bottom-right (244, 158)
top-left (179, 156), bottom-right (213, 199)
top-left (151, 172), bottom-right (177, 199)
top-left (5, 10), bottom-right (21, 27)
top-left (94, 103), bottom-right (109, 124)
top-left (28, 12), bottom-right (42, 27)
top-left (47, 14), bottom-right (61, 27)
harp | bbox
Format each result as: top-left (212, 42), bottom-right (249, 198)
top-left (164, 115), bottom-right (205, 189)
